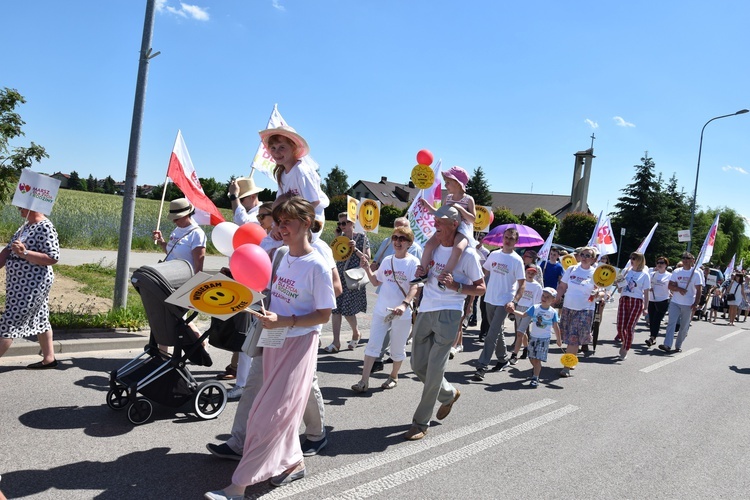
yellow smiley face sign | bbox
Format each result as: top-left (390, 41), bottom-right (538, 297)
top-left (358, 199), bottom-right (380, 232)
top-left (593, 264), bottom-right (617, 287)
top-left (474, 205), bottom-right (493, 232)
top-left (560, 353), bottom-right (579, 368)
top-left (561, 254), bottom-right (577, 270)
top-left (411, 164), bottom-right (435, 189)
top-left (331, 235), bottom-right (353, 262)
top-left (347, 195), bottom-right (358, 222)
top-left (190, 280), bottom-right (253, 315)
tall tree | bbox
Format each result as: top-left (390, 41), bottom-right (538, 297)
top-left (68, 170), bottom-right (83, 191)
top-left (103, 175), bottom-right (116, 194)
top-left (87, 174), bottom-right (98, 192)
top-left (322, 165), bottom-right (349, 198)
top-left (610, 154), bottom-right (662, 262)
top-left (0, 88), bottom-right (48, 202)
top-left (466, 166), bottom-right (492, 206)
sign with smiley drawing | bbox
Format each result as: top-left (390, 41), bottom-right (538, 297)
top-left (473, 205), bottom-right (494, 232)
top-left (354, 198), bottom-right (381, 233)
top-left (166, 271), bottom-right (265, 320)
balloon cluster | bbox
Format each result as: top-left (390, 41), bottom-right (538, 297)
top-left (211, 222), bottom-right (271, 291)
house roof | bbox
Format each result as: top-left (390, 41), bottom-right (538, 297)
top-left (350, 178), bottom-right (420, 210)
top-left (350, 178), bottom-right (588, 217)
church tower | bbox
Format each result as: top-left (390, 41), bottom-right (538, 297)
top-left (569, 135), bottom-right (595, 213)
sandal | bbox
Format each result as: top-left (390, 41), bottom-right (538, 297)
top-left (347, 339), bottom-right (359, 350)
top-left (322, 343), bottom-right (339, 353)
top-left (381, 376), bottom-right (398, 389)
top-left (351, 380), bottom-right (369, 393)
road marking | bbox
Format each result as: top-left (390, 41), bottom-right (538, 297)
top-left (640, 347), bottom-right (701, 373)
top-left (324, 405), bottom-right (579, 500)
top-left (251, 398), bottom-right (558, 499)
top-left (716, 330), bottom-right (744, 342)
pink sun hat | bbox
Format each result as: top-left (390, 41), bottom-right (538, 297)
top-left (441, 166), bottom-right (469, 190)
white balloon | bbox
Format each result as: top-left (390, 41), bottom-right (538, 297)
top-left (211, 222), bottom-right (239, 257)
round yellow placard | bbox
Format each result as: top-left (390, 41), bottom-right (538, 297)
top-left (561, 254), bottom-right (577, 270)
top-left (358, 200), bottom-right (380, 232)
top-left (411, 164), bottom-right (434, 189)
top-left (190, 280), bottom-right (253, 315)
top-left (347, 197), bottom-right (358, 222)
top-left (331, 235), bottom-right (353, 262)
top-left (474, 205), bottom-right (491, 232)
top-left (593, 264), bottom-right (617, 287)
top-left (560, 353), bottom-right (579, 368)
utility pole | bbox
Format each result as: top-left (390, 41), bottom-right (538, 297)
top-left (114, 0), bottom-right (160, 309)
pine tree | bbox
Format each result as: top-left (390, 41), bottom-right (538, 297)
top-left (466, 166), bottom-right (492, 206)
top-left (611, 155), bottom-right (661, 259)
top-left (322, 165), bottom-right (349, 198)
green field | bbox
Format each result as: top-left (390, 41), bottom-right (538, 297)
top-left (0, 190), bottom-right (391, 252)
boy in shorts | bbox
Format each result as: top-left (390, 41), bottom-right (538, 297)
top-left (509, 265), bottom-right (543, 364)
top-left (515, 287), bottom-right (561, 387)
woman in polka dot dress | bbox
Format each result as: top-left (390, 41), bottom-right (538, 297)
top-left (0, 207), bottom-right (60, 368)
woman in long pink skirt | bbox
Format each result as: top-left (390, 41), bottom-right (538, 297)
top-left (205, 198), bottom-right (335, 500)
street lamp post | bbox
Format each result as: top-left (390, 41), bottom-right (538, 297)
top-left (687, 109), bottom-right (749, 252)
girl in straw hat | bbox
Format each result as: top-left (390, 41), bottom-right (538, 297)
top-left (259, 125), bottom-right (329, 235)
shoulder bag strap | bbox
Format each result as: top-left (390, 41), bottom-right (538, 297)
top-left (163, 227), bottom-right (198, 262)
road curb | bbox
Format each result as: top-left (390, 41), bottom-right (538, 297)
top-left (5, 330), bottom-right (151, 358)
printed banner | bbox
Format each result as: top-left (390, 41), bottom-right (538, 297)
top-left (407, 159), bottom-right (442, 246)
top-left (12, 169), bottom-right (61, 215)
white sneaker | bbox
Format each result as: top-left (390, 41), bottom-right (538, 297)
top-left (227, 386), bottom-right (244, 400)
top-left (456, 344), bottom-right (464, 353)
top-left (449, 347), bottom-right (458, 359)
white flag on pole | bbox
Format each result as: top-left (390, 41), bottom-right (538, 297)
top-left (593, 216), bottom-right (618, 256)
top-left (536, 224), bottom-right (556, 264)
top-left (724, 253), bottom-right (736, 280)
top-left (587, 211), bottom-right (603, 247)
top-left (695, 213), bottom-right (720, 266)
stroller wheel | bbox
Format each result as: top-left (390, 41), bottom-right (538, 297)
top-left (195, 381), bottom-right (228, 420)
top-left (106, 387), bottom-right (129, 410)
top-left (127, 398), bottom-right (153, 425)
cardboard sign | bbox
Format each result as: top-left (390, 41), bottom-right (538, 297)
top-left (165, 272), bottom-right (265, 320)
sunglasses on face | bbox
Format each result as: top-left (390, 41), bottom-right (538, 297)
top-left (391, 235), bottom-right (410, 243)
top-left (580, 253), bottom-right (594, 259)
top-left (338, 221), bottom-right (350, 227)
top-left (657, 261), bottom-right (666, 265)
top-left (257, 213), bottom-right (271, 221)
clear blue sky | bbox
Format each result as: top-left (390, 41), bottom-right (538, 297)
top-left (6, 0), bottom-right (750, 235)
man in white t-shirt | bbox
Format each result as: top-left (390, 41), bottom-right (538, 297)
top-left (660, 252), bottom-right (704, 353)
top-left (473, 228), bottom-right (526, 380)
top-left (403, 206), bottom-right (485, 441)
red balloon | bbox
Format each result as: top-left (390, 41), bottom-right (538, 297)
top-left (416, 149), bottom-right (434, 166)
top-left (230, 243), bottom-right (272, 292)
top-left (232, 222), bottom-right (267, 249)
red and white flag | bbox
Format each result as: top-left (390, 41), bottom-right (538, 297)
top-left (622, 222), bottom-right (658, 273)
top-left (167, 130), bottom-right (225, 226)
top-left (593, 215), bottom-right (617, 256)
top-left (696, 213), bottom-right (720, 266)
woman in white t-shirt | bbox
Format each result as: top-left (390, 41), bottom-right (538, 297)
top-left (645, 256), bottom-right (672, 347)
top-left (206, 198), bottom-right (335, 498)
top-left (352, 226), bottom-right (420, 393)
top-left (152, 198), bottom-right (206, 273)
top-left (614, 252), bottom-right (651, 360)
top-left (726, 273), bottom-right (747, 326)
top-left (556, 246), bottom-right (600, 378)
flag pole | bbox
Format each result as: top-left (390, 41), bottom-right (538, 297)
top-left (155, 131), bottom-right (179, 242)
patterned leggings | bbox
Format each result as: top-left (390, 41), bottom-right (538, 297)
top-left (617, 296), bottom-right (644, 350)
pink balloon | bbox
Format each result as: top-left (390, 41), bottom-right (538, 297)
top-left (416, 149), bottom-right (434, 166)
top-left (230, 244), bottom-right (272, 292)
top-left (232, 222), bottom-right (267, 249)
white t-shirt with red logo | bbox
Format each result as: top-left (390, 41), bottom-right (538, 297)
top-left (269, 250), bottom-right (336, 338)
top-left (419, 244), bottom-right (483, 313)
top-left (373, 253), bottom-right (420, 317)
top-left (669, 267), bottom-right (705, 306)
top-left (483, 250), bottom-right (525, 306)
top-left (561, 264), bottom-right (596, 311)
top-left (517, 279), bottom-right (543, 311)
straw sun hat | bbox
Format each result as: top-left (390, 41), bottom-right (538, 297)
top-left (168, 198), bottom-right (194, 221)
top-left (258, 125), bottom-right (310, 158)
top-left (235, 177), bottom-right (264, 199)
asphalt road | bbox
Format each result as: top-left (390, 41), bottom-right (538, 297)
top-left (1, 309), bottom-right (750, 499)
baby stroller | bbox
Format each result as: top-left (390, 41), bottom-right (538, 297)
top-left (106, 259), bottom-right (228, 425)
